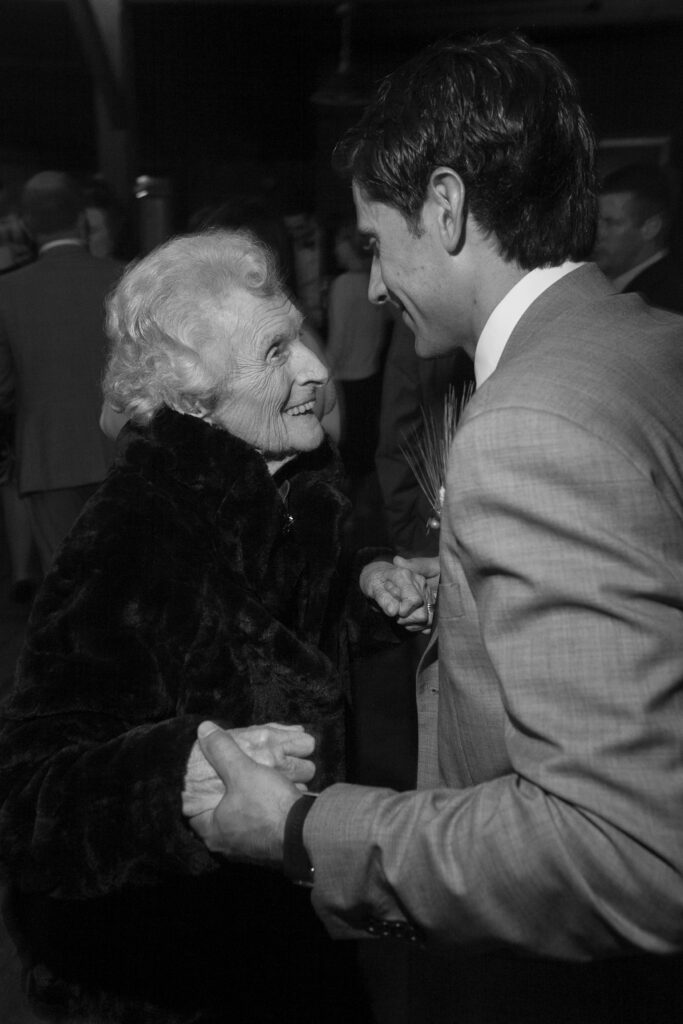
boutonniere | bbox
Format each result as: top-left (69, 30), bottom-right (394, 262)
top-left (401, 380), bottom-right (474, 533)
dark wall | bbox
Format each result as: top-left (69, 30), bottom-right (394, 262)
top-left (127, 6), bottom-right (683, 223)
top-left (541, 23), bottom-right (683, 141)
top-left (130, 2), bottom-right (340, 225)
top-left (2, 3), bottom-right (682, 224)
top-left (0, 1), bottom-right (96, 187)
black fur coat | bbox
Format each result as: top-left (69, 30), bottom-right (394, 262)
top-left (0, 409), bottom-right (365, 1023)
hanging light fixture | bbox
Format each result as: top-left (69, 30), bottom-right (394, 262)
top-left (311, 2), bottom-right (369, 109)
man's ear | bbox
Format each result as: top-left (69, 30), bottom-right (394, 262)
top-left (641, 212), bottom-right (663, 244)
top-left (427, 168), bottom-right (467, 254)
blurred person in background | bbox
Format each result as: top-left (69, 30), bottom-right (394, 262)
top-left (593, 162), bottom-right (683, 312)
top-left (82, 174), bottom-right (128, 261)
top-left (326, 218), bottom-right (391, 494)
top-left (0, 179), bottom-right (38, 601)
top-left (0, 180), bottom-right (32, 274)
top-left (0, 171), bottom-right (121, 573)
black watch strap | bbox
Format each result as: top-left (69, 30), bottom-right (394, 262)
top-left (283, 793), bottom-right (317, 888)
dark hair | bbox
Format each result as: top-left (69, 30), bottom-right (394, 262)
top-left (20, 171), bottom-right (84, 237)
top-left (333, 34), bottom-right (597, 268)
top-left (599, 163), bottom-right (673, 230)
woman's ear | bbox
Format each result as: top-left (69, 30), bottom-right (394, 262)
top-left (428, 168), bottom-right (467, 254)
top-left (173, 396), bottom-right (210, 419)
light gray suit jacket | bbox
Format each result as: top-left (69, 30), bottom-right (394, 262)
top-left (0, 244), bottom-right (120, 494)
top-left (306, 266), bottom-right (683, 966)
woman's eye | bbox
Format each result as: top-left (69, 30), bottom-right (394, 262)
top-left (267, 343), bottom-right (286, 363)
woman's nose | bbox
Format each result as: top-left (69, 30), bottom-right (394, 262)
top-left (294, 340), bottom-right (329, 385)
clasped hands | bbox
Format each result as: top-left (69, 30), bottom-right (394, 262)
top-left (360, 554), bottom-right (440, 632)
top-left (183, 721), bottom-right (311, 863)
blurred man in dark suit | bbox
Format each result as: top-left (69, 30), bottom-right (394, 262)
top-left (593, 162), bottom-right (683, 312)
top-left (0, 172), bottom-right (121, 571)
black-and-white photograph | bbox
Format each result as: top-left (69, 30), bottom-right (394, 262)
top-left (1, 2), bottom-right (682, 1022)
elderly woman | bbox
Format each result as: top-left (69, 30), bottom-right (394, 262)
top-left (0, 231), bottom-right (370, 1023)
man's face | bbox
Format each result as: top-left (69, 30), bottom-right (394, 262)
top-left (352, 183), bottom-right (474, 358)
top-left (205, 289), bottom-right (327, 458)
top-left (593, 191), bottom-right (646, 279)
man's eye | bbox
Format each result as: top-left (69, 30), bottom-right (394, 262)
top-left (361, 237), bottom-right (377, 255)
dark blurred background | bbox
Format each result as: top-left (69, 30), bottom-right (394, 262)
top-left (2, 0), bottom-right (683, 264)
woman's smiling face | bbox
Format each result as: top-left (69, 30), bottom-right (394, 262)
top-left (205, 288), bottom-right (328, 458)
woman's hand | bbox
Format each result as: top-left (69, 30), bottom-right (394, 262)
top-left (182, 722), bottom-right (315, 819)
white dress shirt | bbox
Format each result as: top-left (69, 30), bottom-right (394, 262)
top-left (474, 262), bottom-right (584, 388)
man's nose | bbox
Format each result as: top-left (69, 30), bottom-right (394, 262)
top-left (368, 258), bottom-right (388, 305)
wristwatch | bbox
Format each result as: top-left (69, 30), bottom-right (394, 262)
top-left (283, 793), bottom-right (317, 888)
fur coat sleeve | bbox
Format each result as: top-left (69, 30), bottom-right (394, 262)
top-left (0, 410), bottom-right (350, 901)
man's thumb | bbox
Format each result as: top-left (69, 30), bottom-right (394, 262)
top-left (197, 722), bottom-right (248, 781)
top-left (198, 720), bottom-right (220, 740)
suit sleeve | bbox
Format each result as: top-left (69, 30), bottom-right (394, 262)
top-left (305, 406), bottom-right (683, 959)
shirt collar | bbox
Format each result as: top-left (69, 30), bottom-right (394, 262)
top-left (474, 262), bottom-right (584, 388)
top-left (39, 238), bottom-right (85, 255)
top-left (611, 249), bottom-right (668, 293)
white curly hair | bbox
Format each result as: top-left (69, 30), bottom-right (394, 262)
top-left (103, 228), bottom-right (283, 423)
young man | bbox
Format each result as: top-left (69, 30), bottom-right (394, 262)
top-left (184, 35), bottom-right (683, 1023)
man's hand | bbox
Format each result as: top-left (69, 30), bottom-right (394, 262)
top-left (182, 722), bottom-right (315, 819)
top-left (360, 557), bottom-right (439, 631)
top-left (186, 722), bottom-right (300, 864)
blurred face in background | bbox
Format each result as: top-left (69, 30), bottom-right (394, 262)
top-left (593, 192), bottom-right (647, 279)
top-left (85, 206), bottom-right (114, 258)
